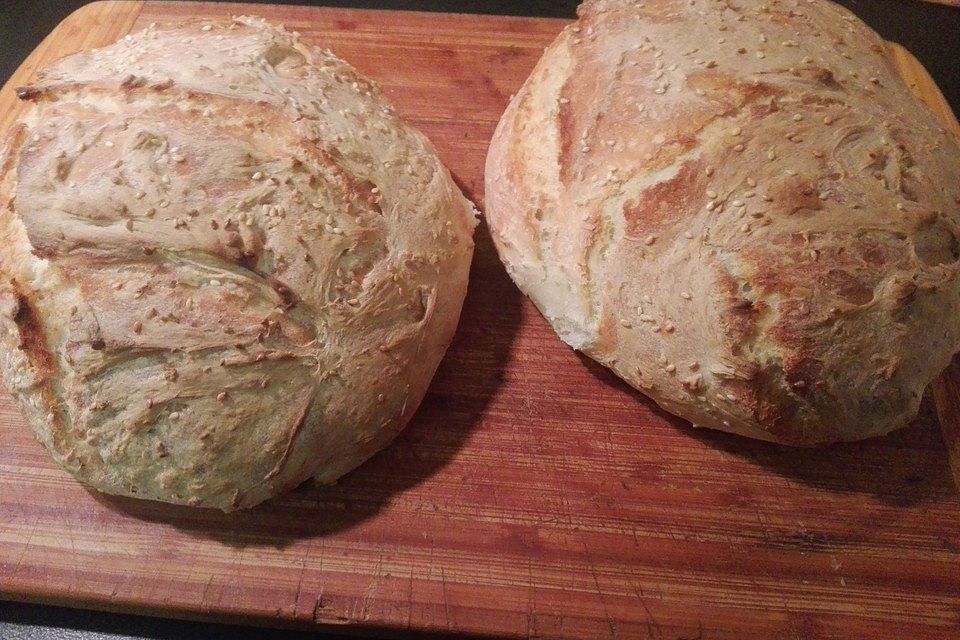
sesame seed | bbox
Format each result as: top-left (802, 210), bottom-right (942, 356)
top-left (217, 391), bottom-right (228, 401)
top-left (684, 231), bottom-right (694, 239)
top-left (201, 24), bottom-right (212, 31)
top-left (733, 144), bottom-right (744, 152)
top-left (756, 51), bottom-right (766, 59)
top-left (133, 321), bottom-right (142, 334)
top-left (731, 127), bottom-right (742, 136)
top-left (747, 177), bottom-right (757, 187)
top-left (823, 116), bottom-right (833, 125)
top-left (706, 190), bottom-right (718, 198)
top-left (665, 364), bottom-right (676, 373)
top-left (792, 113), bottom-right (803, 121)
top-left (681, 291), bottom-right (692, 300)
top-left (169, 411), bottom-right (180, 421)
top-left (644, 235), bottom-right (657, 245)
top-left (135, 190), bottom-right (145, 199)
top-left (251, 171), bottom-right (263, 180)
top-left (705, 166), bottom-right (714, 176)
top-left (104, 141), bottom-right (114, 148)
top-left (559, 97), bottom-right (570, 104)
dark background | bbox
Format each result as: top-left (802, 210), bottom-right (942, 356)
top-left (1, 0), bottom-right (958, 638)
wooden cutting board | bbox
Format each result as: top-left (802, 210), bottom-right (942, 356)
top-left (1, 2), bottom-right (959, 639)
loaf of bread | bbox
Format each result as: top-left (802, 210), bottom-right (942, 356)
top-left (0, 17), bottom-right (476, 509)
top-left (485, 0), bottom-right (960, 444)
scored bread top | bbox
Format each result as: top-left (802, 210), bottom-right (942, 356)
top-left (0, 17), bottom-right (476, 509)
top-left (485, 0), bottom-right (960, 444)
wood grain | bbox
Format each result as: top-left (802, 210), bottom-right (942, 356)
top-left (1, 3), bottom-right (959, 639)
top-left (933, 360), bottom-right (960, 489)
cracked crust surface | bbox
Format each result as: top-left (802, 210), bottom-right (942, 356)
top-left (485, 0), bottom-right (960, 445)
top-left (0, 17), bottom-right (477, 509)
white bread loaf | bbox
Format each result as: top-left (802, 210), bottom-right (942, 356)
top-left (0, 17), bottom-right (477, 510)
top-left (485, 0), bottom-right (960, 445)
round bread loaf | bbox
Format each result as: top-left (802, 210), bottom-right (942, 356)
top-left (0, 17), bottom-right (476, 509)
top-left (485, 0), bottom-right (960, 445)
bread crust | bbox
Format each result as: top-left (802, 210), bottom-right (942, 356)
top-left (0, 17), bottom-right (476, 509)
top-left (485, 0), bottom-right (960, 445)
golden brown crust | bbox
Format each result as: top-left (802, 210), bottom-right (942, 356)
top-left (0, 17), bottom-right (476, 509)
top-left (485, 0), bottom-right (960, 445)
